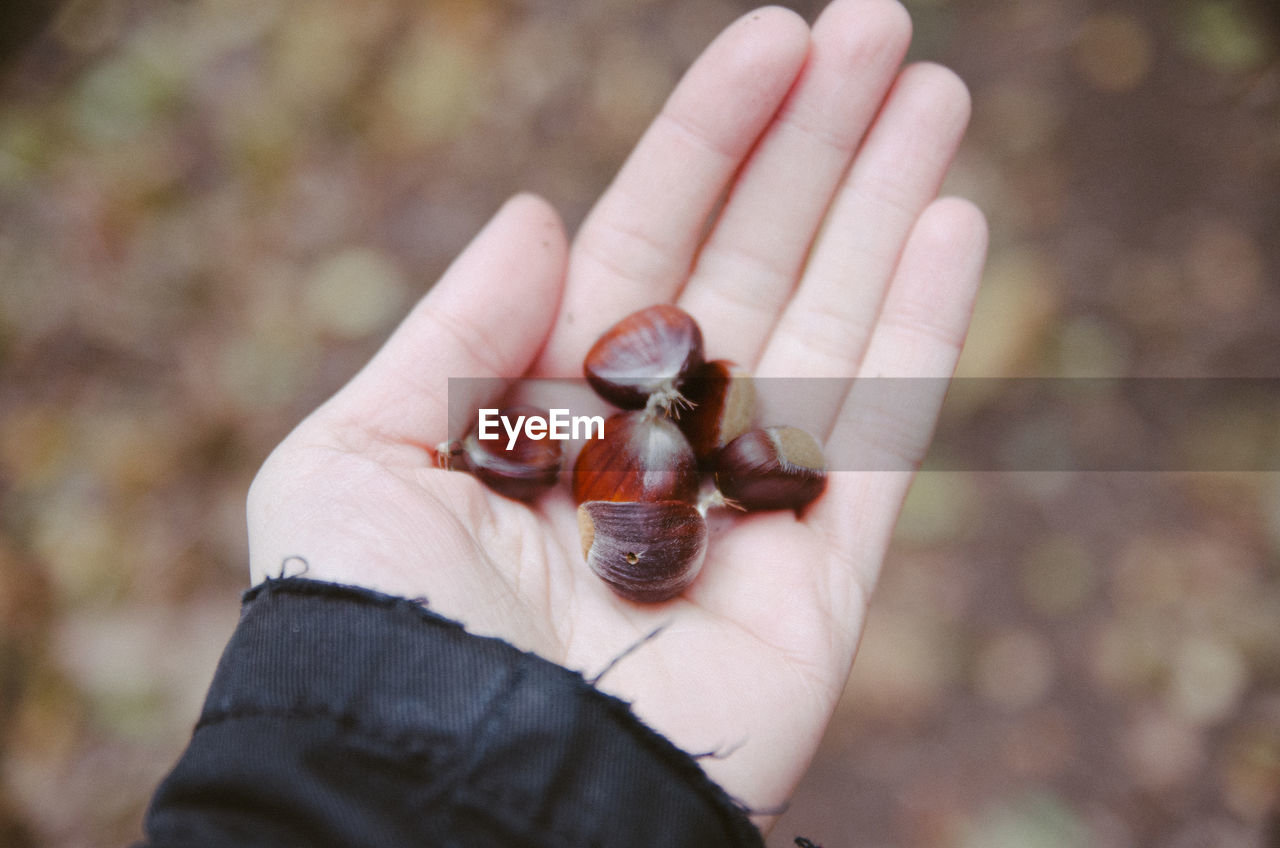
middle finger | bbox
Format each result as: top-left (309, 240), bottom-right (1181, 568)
top-left (679, 0), bottom-right (914, 367)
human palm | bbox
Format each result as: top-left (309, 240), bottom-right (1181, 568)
top-left (246, 0), bottom-right (987, 833)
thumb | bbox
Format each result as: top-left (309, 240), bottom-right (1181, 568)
top-left (322, 193), bottom-right (569, 446)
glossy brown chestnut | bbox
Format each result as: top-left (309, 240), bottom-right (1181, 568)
top-left (444, 405), bottom-right (563, 501)
top-left (578, 500), bottom-right (708, 603)
top-left (713, 425), bottom-right (827, 513)
top-left (583, 304), bottom-right (704, 411)
top-left (677, 359), bottom-right (757, 464)
top-left (572, 410), bottom-right (699, 505)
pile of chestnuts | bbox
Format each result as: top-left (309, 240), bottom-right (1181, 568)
top-left (440, 304), bottom-right (827, 604)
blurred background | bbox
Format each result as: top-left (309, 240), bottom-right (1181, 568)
top-left (0, 0), bottom-right (1277, 845)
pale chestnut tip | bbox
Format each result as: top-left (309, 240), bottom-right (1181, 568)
top-left (583, 304), bottom-right (704, 412)
top-left (577, 500), bottom-right (708, 603)
top-left (435, 440), bottom-right (461, 470)
top-left (713, 425), bottom-right (827, 513)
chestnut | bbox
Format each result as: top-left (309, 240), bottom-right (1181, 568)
top-left (572, 410), bottom-right (699, 505)
top-left (677, 359), bottom-right (757, 464)
top-left (578, 500), bottom-right (708, 603)
top-left (566, 302), bottom-right (833, 598)
top-left (583, 304), bottom-right (704, 412)
top-left (441, 405), bottom-right (563, 501)
top-left (713, 426), bottom-right (827, 513)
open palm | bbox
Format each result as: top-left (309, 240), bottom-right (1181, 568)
top-left (246, 0), bottom-right (987, 833)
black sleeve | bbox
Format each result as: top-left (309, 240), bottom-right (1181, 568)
top-left (136, 577), bottom-right (765, 848)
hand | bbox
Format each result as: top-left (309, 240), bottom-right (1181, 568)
top-left (246, 0), bottom-right (986, 831)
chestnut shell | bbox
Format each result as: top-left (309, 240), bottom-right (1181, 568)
top-left (677, 359), bottom-right (757, 464)
top-left (578, 500), bottom-right (707, 603)
top-left (713, 426), bottom-right (827, 513)
top-left (572, 410), bottom-right (699, 505)
top-left (583, 304), bottom-right (705, 409)
top-left (454, 405), bottom-right (563, 501)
